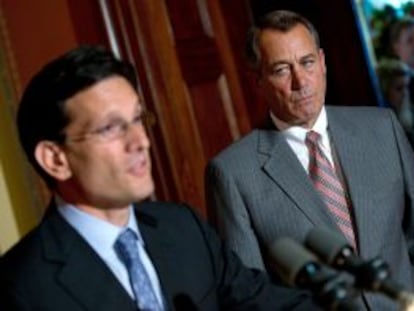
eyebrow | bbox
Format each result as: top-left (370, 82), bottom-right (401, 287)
top-left (300, 53), bottom-right (316, 61)
top-left (269, 52), bottom-right (316, 67)
top-left (89, 101), bottom-right (144, 126)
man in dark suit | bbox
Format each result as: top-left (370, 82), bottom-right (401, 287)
top-left (0, 45), bottom-right (314, 310)
top-left (205, 10), bottom-right (414, 310)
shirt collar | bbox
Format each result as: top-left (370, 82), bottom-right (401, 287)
top-left (270, 106), bottom-right (329, 145)
top-left (55, 195), bottom-right (144, 257)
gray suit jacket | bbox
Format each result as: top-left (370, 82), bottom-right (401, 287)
top-left (206, 106), bottom-right (414, 310)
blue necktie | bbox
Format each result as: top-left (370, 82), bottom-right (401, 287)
top-left (115, 229), bottom-right (163, 311)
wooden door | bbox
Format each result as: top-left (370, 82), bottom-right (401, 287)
top-left (80, 0), bottom-right (255, 216)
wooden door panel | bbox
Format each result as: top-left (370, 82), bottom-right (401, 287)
top-left (93, 0), bottom-right (250, 215)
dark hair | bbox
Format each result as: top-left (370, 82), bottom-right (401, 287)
top-left (17, 45), bottom-right (137, 186)
top-left (245, 10), bottom-right (320, 71)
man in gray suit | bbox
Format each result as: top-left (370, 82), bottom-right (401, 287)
top-left (206, 10), bottom-right (414, 310)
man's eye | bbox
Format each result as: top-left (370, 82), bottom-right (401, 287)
top-left (132, 114), bottom-right (143, 125)
top-left (95, 122), bottom-right (120, 135)
top-left (271, 66), bottom-right (289, 76)
top-left (303, 59), bottom-right (315, 68)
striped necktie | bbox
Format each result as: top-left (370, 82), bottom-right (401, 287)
top-left (305, 130), bottom-right (356, 248)
top-left (115, 229), bottom-right (163, 311)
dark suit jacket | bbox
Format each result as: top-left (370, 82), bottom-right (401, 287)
top-left (0, 201), bottom-right (315, 310)
top-left (206, 106), bottom-right (414, 310)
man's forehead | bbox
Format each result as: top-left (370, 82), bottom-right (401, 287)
top-left (63, 79), bottom-right (141, 124)
top-left (259, 30), bottom-right (318, 61)
top-left (260, 26), bottom-right (317, 50)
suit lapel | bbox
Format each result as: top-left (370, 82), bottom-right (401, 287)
top-left (327, 108), bottom-right (372, 252)
top-left (257, 129), bottom-right (338, 230)
top-left (134, 206), bottom-right (176, 310)
top-left (41, 207), bottom-right (136, 311)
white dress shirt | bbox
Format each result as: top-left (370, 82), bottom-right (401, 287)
top-left (270, 106), bottom-right (335, 172)
top-left (56, 196), bottom-right (164, 308)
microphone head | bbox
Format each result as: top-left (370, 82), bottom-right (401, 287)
top-left (305, 227), bottom-right (352, 265)
top-left (269, 237), bottom-right (319, 286)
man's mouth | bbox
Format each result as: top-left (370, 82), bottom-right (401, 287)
top-left (128, 153), bottom-right (149, 176)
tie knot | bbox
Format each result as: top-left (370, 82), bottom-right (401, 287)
top-left (306, 130), bottom-right (321, 145)
top-left (118, 228), bottom-right (138, 245)
top-left (115, 228), bottom-right (139, 266)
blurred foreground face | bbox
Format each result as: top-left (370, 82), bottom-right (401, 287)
top-left (388, 74), bottom-right (410, 110)
top-left (58, 75), bottom-right (154, 211)
top-left (257, 24), bottom-right (327, 128)
top-left (394, 25), bottom-right (414, 68)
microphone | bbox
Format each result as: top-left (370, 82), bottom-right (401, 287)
top-left (305, 227), bottom-right (414, 308)
top-left (269, 237), bottom-right (358, 310)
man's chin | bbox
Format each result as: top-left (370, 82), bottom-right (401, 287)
top-left (132, 181), bottom-right (155, 202)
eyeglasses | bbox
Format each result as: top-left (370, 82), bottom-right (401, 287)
top-left (65, 110), bottom-right (156, 143)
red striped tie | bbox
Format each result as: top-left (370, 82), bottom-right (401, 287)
top-left (305, 131), bottom-right (356, 248)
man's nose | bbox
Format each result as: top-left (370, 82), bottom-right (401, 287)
top-left (127, 123), bottom-right (151, 150)
top-left (291, 67), bottom-right (307, 90)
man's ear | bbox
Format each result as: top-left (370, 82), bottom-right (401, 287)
top-left (34, 141), bottom-right (72, 181)
top-left (319, 48), bottom-right (327, 76)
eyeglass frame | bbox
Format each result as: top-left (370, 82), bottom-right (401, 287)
top-left (63, 109), bottom-right (156, 143)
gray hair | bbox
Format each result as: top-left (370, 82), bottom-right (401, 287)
top-left (245, 10), bottom-right (321, 71)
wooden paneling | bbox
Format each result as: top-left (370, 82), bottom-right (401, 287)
top-left (101, 0), bottom-right (206, 213)
top-left (0, 3), bottom-right (48, 246)
top-left (66, 0), bottom-right (108, 46)
top-left (1, 0), bottom-right (78, 88)
top-left (98, 0), bottom-right (251, 215)
top-left (165, 0), bottom-right (236, 157)
top-left (214, 0), bottom-right (269, 128)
